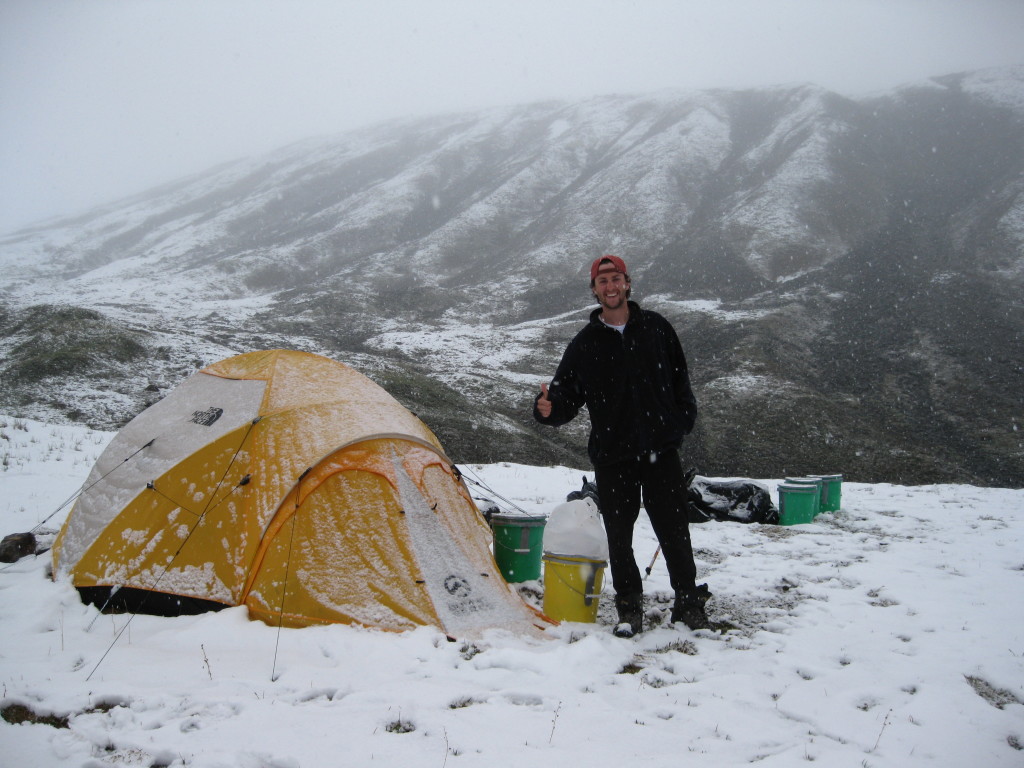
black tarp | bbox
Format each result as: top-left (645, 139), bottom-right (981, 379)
top-left (687, 474), bottom-right (778, 525)
top-left (566, 470), bottom-right (779, 525)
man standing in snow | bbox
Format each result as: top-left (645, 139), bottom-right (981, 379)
top-left (533, 255), bottom-right (710, 637)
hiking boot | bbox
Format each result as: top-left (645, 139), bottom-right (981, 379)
top-left (670, 584), bottom-right (712, 630)
top-left (613, 592), bottom-right (644, 638)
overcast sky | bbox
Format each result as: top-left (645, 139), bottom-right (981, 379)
top-left (2, 0), bottom-right (1022, 233)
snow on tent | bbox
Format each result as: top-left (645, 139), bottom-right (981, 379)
top-left (51, 349), bottom-right (549, 637)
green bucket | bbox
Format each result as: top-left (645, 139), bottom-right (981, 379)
top-left (490, 513), bottom-right (546, 583)
top-left (778, 483), bottom-right (818, 525)
top-left (784, 477), bottom-right (823, 517)
top-left (811, 474), bottom-right (843, 512)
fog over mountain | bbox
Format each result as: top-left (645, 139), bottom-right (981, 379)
top-left (2, 66), bottom-right (1022, 486)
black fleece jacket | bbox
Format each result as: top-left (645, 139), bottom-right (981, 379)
top-left (533, 301), bottom-right (697, 466)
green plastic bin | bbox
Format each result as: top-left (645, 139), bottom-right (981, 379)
top-left (784, 477), bottom-right (823, 517)
top-left (778, 483), bottom-right (818, 525)
top-left (490, 513), bottom-right (546, 582)
top-left (811, 474), bottom-right (843, 512)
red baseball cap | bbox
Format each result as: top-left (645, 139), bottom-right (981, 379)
top-left (590, 255), bottom-right (628, 281)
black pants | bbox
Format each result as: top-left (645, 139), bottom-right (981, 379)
top-left (594, 449), bottom-right (697, 597)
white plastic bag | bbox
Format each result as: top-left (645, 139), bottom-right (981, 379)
top-left (542, 498), bottom-right (609, 560)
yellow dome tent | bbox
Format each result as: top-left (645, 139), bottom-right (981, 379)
top-left (52, 350), bottom-right (549, 637)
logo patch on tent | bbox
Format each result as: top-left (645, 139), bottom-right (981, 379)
top-left (190, 407), bottom-right (224, 426)
top-left (444, 575), bottom-right (472, 598)
top-left (443, 574), bottom-right (492, 616)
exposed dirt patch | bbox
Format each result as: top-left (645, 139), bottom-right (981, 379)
top-left (0, 703), bottom-right (69, 729)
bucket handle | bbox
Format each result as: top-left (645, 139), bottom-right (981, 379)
top-left (493, 524), bottom-right (539, 555)
top-left (548, 561), bottom-right (604, 606)
top-left (584, 568), bottom-right (598, 607)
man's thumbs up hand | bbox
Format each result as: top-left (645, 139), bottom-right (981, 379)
top-left (536, 382), bottom-right (553, 418)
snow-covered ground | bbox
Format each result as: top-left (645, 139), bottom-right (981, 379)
top-left (1, 416), bottom-right (1022, 767)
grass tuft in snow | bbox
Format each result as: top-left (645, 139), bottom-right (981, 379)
top-left (965, 675), bottom-right (1024, 710)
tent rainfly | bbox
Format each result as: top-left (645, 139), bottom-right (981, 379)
top-left (52, 349), bottom-right (549, 637)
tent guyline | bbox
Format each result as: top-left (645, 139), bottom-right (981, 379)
top-left (30, 438), bottom-right (157, 535)
top-left (271, 465), bottom-right (311, 682)
top-left (0, 439), bottom-right (159, 576)
top-left (457, 465), bottom-right (541, 520)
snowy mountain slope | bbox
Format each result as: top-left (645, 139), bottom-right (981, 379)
top-left (0, 67), bottom-right (1022, 485)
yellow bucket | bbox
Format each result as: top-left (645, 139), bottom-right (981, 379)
top-left (542, 552), bottom-right (607, 623)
